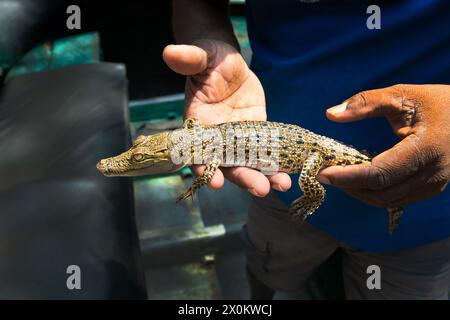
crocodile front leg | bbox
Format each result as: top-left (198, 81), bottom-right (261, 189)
top-left (177, 159), bottom-right (221, 202)
top-left (288, 152), bottom-right (326, 221)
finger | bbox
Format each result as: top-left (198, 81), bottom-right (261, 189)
top-left (326, 86), bottom-right (402, 123)
top-left (191, 164), bottom-right (205, 178)
top-left (391, 181), bottom-right (449, 206)
top-left (318, 164), bottom-right (369, 188)
top-left (342, 180), bottom-right (444, 208)
top-left (319, 134), bottom-right (426, 190)
top-left (340, 166), bottom-right (445, 208)
top-left (267, 172), bottom-right (292, 191)
top-left (191, 165), bottom-right (224, 189)
top-left (162, 44), bottom-right (208, 76)
top-left (222, 167), bottom-right (271, 197)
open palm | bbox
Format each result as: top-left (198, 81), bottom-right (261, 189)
top-left (163, 39), bottom-right (291, 195)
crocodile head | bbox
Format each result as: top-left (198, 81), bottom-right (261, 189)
top-left (96, 131), bottom-right (185, 177)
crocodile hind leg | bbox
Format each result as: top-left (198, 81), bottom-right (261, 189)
top-left (177, 159), bottom-right (221, 202)
top-left (388, 207), bottom-right (404, 235)
top-left (288, 152), bottom-right (326, 221)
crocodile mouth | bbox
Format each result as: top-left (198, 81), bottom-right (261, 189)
top-left (96, 158), bottom-right (159, 177)
top-left (96, 159), bottom-right (129, 176)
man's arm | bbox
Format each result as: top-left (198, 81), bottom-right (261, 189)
top-left (172, 0), bottom-right (238, 49)
top-left (163, 0), bottom-right (292, 195)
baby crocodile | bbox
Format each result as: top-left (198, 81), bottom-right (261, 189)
top-left (97, 118), bottom-right (403, 234)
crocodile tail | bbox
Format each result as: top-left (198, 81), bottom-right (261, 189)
top-left (388, 207), bottom-right (404, 235)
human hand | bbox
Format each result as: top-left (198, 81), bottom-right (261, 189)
top-left (163, 39), bottom-right (291, 196)
top-left (319, 84), bottom-right (450, 208)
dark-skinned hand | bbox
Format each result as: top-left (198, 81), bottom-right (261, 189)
top-left (319, 84), bottom-right (450, 208)
top-left (163, 39), bottom-right (292, 197)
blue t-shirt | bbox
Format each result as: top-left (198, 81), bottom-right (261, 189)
top-left (246, 0), bottom-right (450, 252)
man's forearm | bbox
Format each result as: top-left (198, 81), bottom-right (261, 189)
top-left (172, 0), bottom-right (239, 50)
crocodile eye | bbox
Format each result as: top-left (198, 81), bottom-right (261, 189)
top-left (132, 153), bottom-right (144, 162)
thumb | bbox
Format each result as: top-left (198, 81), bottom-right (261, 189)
top-left (162, 44), bottom-right (208, 76)
top-left (326, 86), bottom-right (403, 122)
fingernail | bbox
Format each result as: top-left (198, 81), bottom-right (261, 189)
top-left (247, 188), bottom-right (262, 197)
top-left (317, 175), bottom-right (331, 185)
top-left (272, 184), bottom-right (286, 192)
top-left (327, 102), bottom-right (348, 115)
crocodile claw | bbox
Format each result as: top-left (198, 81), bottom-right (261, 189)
top-left (176, 188), bottom-right (194, 203)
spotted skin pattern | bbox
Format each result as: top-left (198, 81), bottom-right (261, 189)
top-left (178, 119), bottom-right (403, 235)
top-left (177, 159), bottom-right (221, 202)
top-left (98, 118), bottom-right (404, 234)
top-left (288, 152), bottom-right (326, 221)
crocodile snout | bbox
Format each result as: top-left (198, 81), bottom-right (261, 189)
top-left (96, 159), bottom-right (113, 176)
top-left (97, 155), bottom-right (135, 176)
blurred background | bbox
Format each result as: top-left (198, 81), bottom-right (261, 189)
top-left (0, 0), bottom-right (343, 299)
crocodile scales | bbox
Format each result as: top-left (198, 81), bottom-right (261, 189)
top-left (97, 118), bottom-right (403, 234)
